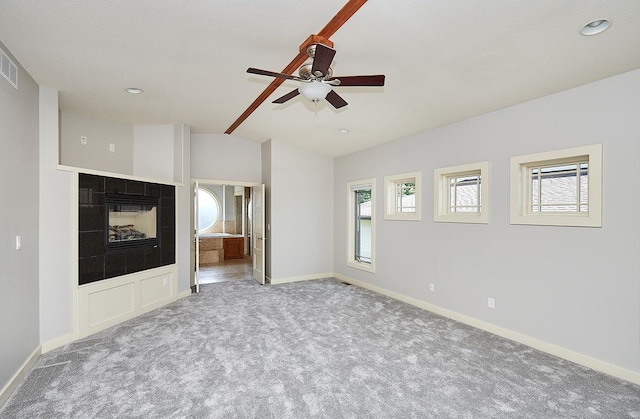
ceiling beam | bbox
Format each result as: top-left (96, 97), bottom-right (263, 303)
top-left (225, 0), bottom-right (368, 135)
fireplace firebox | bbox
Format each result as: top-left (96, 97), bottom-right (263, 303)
top-left (106, 194), bottom-right (160, 253)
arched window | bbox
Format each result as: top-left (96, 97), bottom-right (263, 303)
top-left (197, 187), bottom-right (220, 233)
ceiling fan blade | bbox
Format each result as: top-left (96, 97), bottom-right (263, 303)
top-left (273, 89), bottom-right (300, 104)
top-left (329, 75), bottom-right (385, 86)
top-left (326, 89), bottom-right (348, 109)
top-left (311, 44), bottom-right (336, 77)
top-left (247, 68), bottom-right (300, 81)
top-left (226, 0), bottom-right (369, 134)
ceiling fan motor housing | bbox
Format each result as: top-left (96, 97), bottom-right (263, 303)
top-left (299, 61), bottom-right (333, 80)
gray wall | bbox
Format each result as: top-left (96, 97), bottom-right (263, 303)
top-left (267, 139), bottom-right (334, 280)
top-left (261, 141), bottom-right (272, 280)
top-left (60, 111), bottom-right (133, 174)
top-left (0, 42), bottom-right (40, 398)
top-left (190, 133), bottom-right (261, 183)
top-left (334, 70), bottom-right (640, 374)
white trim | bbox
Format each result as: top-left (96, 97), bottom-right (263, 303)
top-left (384, 171), bottom-right (421, 221)
top-left (42, 333), bottom-right (75, 353)
top-left (510, 144), bottom-right (602, 227)
top-left (191, 178), bottom-right (260, 187)
top-left (434, 161), bottom-right (489, 224)
top-left (346, 178), bottom-right (376, 273)
top-left (0, 345), bottom-right (41, 406)
top-left (270, 272), bottom-right (333, 285)
top-left (333, 272), bottom-right (640, 386)
top-left (57, 164), bottom-right (184, 187)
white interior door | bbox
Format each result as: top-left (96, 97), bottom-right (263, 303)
top-left (193, 181), bottom-right (201, 293)
top-left (252, 184), bottom-right (266, 284)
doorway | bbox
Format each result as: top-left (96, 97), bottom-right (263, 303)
top-left (196, 183), bottom-right (253, 284)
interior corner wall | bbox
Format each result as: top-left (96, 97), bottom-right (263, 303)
top-left (333, 69), bottom-right (640, 375)
top-left (133, 125), bottom-right (175, 181)
top-left (60, 111), bottom-right (133, 174)
top-left (268, 139), bottom-right (333, 281)
top-left (175, 124), bottom-right (192, 293)
top-left (261, 140), bottom-right (272, 280)
top-left (39, 87), bottom-right (74, 346)
top-left (190, 133), bottom-right (261, 183)
top-left (0, 41), bottom-right (40, 397)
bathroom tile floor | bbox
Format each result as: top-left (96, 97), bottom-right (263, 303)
top-left (198, 256), bottom-right (252, 284)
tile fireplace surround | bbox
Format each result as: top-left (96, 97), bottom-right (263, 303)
top-left (78, 173), bottom-right (175, 285)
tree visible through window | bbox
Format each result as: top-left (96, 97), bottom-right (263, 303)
top-left (347, 178), bottom-right (375, 273)
top-left (355, 189), bottom-right (372, 264)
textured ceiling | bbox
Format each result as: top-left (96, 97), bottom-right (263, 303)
top-left (1, 1), bottom-right (639, 157)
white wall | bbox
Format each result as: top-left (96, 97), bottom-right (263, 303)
top-left (0, 42), bottom-right (40, 400)
top-left (133, 125), bottom-right (175, 182)
top-left (334, 69), bottom-right (640, 378)
top-left (268, 139), bottom-right (334, 281)
top-left (60, 112), bottom-right (133, 174)
top-left (39, 88), bottom-right (74, 347)
top-left (175, 124), bottom-right (192, 294)
top-left (190, 133), bottom-right (261, 183)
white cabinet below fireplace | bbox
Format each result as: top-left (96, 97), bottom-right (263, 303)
top-left (77, 265), bottom-right (177, 339)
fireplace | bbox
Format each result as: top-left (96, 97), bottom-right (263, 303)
top-left (79, 174), bottom-right (175, 285)
top-left (106, 194), bottom-right (160, 253)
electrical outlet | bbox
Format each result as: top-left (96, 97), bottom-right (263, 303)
top-left (488, 297), bottom-right (495, 309)
top-left (163, 277), bottom-right (168, 286)
top-left (80, 136), bottom-right (87, 145)
top-left (429, 283), bottom-right (435, 292)
top-left (109, 143), bottom-right (115, 152)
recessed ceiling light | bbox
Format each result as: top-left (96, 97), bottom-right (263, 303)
top-left (338, 128), bottom-right (350, 134)
top-left (581, 19), bottom-right (611, 36)
top-left (125, 87), bottom-right (144, 94)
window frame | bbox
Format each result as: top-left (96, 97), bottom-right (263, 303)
top-left (197, 187), bottom-right (221, 233)
top-left (434, 161), bottom-right (489, 224)
top-left (509, 144), bottom-right (602, 227)
top-left (347, 178), bottom-right (376, 273)
top-left (384, 171), bottom-right (421, 221)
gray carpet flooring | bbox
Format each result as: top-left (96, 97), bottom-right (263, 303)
top-left (1, 278), bottom-right (639, 418)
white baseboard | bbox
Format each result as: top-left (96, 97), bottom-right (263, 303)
top-left (0, 345), bottom-right (41, 407)
top-left (270, 272), bottom-right (333, 285)
top-left (41, 332), bottom-right (75, 354)
top-left (177, 288), bottom-right (193, 299)
top-left (334, 273), bottom-right (640, 386)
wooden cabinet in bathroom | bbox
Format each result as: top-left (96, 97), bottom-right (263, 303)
top-left (223, 237), bottom-right (244, 260)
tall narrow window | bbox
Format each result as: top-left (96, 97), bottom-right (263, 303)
top-left (347, 179), bottom-right (375, 272)
top-left (354, 189), bottom-right (372, 264)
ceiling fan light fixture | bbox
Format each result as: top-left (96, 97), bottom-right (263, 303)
top-left (298, 81), bottom-right (331, 103)
top-left (581, 19), bottom-right (611, 36)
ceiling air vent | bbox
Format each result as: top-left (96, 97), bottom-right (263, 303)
top-left (0, 48), bottom-right (18, 89)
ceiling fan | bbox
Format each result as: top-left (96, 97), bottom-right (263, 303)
top-left (247, 43), bottom-right (385, 109)
top-left (225, 0), bottom-right (374, 134)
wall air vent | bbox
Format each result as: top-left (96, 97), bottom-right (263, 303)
top-left (0, 48), bottom-right (18, 89)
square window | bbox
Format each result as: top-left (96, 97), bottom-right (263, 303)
top-left (384, 172), bottom-right (421, 221)
top-left (434, 162), bottom-right (489, 224)
top-left (510, 144), bottom-right (602, 227)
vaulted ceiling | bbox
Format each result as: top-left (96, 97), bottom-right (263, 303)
top-left (1, 1), bottom-right (639, 157)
